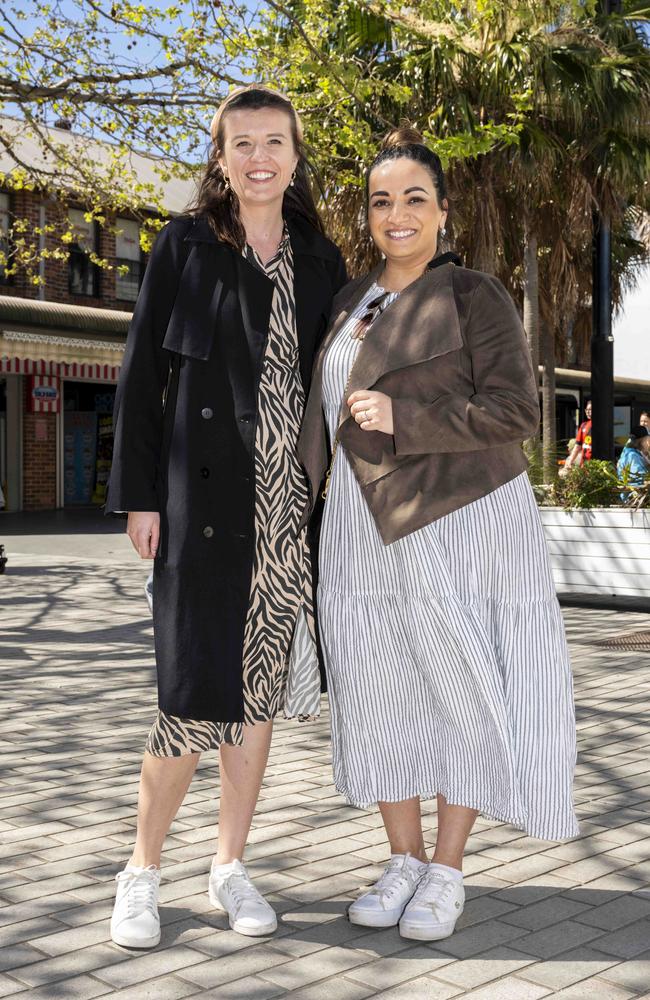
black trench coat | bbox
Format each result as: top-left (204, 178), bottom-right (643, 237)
top-left (106, 213), bottom-right (347, 723)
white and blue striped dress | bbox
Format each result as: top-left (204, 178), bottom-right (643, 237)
top-left (318, 282), bottom-right (579, 841)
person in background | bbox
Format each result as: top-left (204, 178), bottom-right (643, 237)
top-left (562, 399), bottom-right (592, 475)
top-left (617, 425), bottom-right (650, 499)
top-left (640, 410), bottom-right (650, 431)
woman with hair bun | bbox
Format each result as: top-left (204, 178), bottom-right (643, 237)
top-left (299, 124), bottom-right (578, 941)
top-left (106, 84), bottom-right (346, 947)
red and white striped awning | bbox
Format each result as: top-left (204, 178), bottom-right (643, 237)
top-left (0, 357), bottom-right (121, 380)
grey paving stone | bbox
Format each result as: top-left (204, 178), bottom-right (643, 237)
top-left (516, 947), bottom-right (618, 990)
top-left (8, 974), bottom-right (112, 999)
top-left (448, 975), bottom-right (551, 999)
top-left (88, 977), bottom-right (199, 1000)
top-left (28, 920), bottom-right (113, 957)
top-left (590, 918), bottom-right (650, 958)
top-left (255, 944), bottom-right (374, 991)
top-left (0, 945), bottom-right (49, 974)
top-left (177, 944), bottom-right (290, 989)
top-left (1, 873), bottom-right (99, 904)
top-left (0, 973), bottom-right (29, 997)
top-left (91, 944), bottom-right (210, 988)
top-left (430, 947), bottom-right (534, 990)
top-left (500, 894), bottom-right (591, 931)
top-left (10, 944), bottom-right (128, 987)
top-left (376, 977), bottom-right (462, 1000)
top-left (597, 949), bottom-right (650, 993)
top-left (433, 918), bottom-right (529, 959)
top-left (511, 918), bottom-right (607, 959)
top-left (343, 947), bottom-right (454, 991)
top-left (0, 916), bottom-right (68, 948)
top-left (575, 891), bottom-right (650, 929)
top-left (198, 976), bottom-right (287, 999)
top-left (551, 978), bottom-right (636, 999)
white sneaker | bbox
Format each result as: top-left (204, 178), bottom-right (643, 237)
top-left (348, 854), bottom-right (428, 928)
top-left (110, 864), bottom-right (161, 949)
top-left (208, 858), bottom-right (277, 936)
top-left (399, 864), bottom-right (465, 940)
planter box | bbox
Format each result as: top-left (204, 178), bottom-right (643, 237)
top-left (539, 507), bottom-right (650, 598)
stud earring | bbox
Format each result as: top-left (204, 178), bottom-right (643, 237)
top-left (440, 226), bottom-right (447, 237)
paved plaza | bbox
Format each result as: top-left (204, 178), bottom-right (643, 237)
top-left (1, 518), bottom-right (650, 999)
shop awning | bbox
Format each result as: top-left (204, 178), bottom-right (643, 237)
top-left (0, 331), bottom-right (124, 369)
top-left (0, 294), bottom-right (128, 371)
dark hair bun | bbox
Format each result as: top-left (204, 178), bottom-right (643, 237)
top-left (631, 424), bottom-right (649, 439)
top-left (381, 123), bottom-right (425, 150)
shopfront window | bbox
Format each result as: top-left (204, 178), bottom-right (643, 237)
top-left (115, 218), bottom-right (142, 302)
top-left (68, 208), bottom-right (100, 296)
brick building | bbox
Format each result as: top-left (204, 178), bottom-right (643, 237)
top-left (0, 117), bottom-right (195, 511)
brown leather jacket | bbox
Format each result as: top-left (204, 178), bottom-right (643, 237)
top-left (298, 259), bottom-right (540, 545)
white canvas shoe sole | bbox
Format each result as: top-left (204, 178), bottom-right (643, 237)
top-left (399, 912), bottom-right (461, 941)
top-left (208, 884), bottom-right (277, 936)
top-left (110, 924), bottom-right (161, 949)
top-left (348, 902), bottom-right (405, 928)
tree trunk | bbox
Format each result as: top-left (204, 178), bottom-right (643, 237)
top-left (523, 229), bottom-right (541, 469)
top-left (542, 320), bottom-right (557, 483)
top-left (523, 231), bottom-right (540, 373)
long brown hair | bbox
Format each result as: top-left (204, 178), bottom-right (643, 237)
top-left (189, 85), bottom-right (324, 249)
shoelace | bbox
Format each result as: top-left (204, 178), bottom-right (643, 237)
top-left (411, 869), bottom-right (458, 915)
top-left (115, 866), bottom-right (159, 917)
top-left (368, 855), bottom-right (421, 908)
top-left (223, 871), bottom-right (264, 915)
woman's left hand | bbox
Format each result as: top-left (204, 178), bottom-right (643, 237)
top-left (348, 390), bottom-right (394, 434)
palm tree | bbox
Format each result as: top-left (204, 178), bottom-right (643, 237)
top-left (255, 1), bottom-right (650, 479)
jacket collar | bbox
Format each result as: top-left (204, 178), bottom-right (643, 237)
top-left (312, 257), bottom-right (463, 424)
top-left (183, 212), bottom-right (339, 261)
top-left (350, 260), bottom-right (463, 394)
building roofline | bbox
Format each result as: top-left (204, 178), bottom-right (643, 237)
top-left (0, 295), bottom-right (131, 336)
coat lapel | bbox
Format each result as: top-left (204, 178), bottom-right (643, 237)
top-left (292, 252), bottom-right (330, 390)
top-left (162, 225), bottom-right (232, 360)
top-left (288, 216), bottom-right (343, 391)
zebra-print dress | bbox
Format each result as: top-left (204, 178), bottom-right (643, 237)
top-left (146, 229), bottom-right (319, 756)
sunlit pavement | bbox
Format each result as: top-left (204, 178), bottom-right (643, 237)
top-left (1, 524), bottom-right (650, 1000)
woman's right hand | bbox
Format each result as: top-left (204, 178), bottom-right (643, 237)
top-left (127, 511), bottom-right (160, 559)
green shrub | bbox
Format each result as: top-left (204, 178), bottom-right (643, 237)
top-left (533, 459), bottom-right (650, 510)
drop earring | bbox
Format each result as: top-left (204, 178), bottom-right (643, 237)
top-left (440, 226), bottom-right (447, 237)
top-left (290, 170), bottom-right (296, 187)
top-left (223, 173), bottom-right (230, 191)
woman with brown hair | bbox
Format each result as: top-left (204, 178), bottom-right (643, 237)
top-left (106, 84), bottom-right (346, 948)
top-left (299, 125), bottom-right (578, 942)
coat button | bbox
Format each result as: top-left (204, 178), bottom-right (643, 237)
top-left (203, 526), bottom-right (214, 538)
top-left (200, 467), bottom-right (210, 479)
top-left (201, 407), bottom-right (213, 419)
